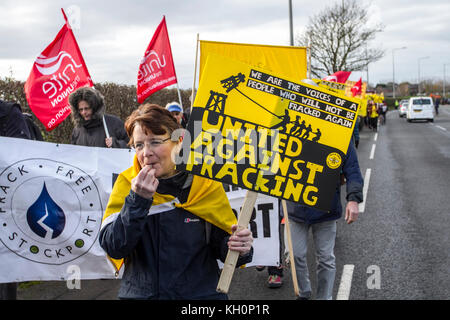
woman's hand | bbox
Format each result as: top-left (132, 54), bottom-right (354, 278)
top-left (228, 224), bottom-right (253, 256)
top-left (131, 165), bottom-right (159, 199)
top-left (105, 137), bottom-right (113, 148)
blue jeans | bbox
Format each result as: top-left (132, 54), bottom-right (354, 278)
top-left (290, 219), bottom-right (337, 300)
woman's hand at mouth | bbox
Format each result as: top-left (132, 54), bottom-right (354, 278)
top-left (131, 165), bottom-right (159, 199)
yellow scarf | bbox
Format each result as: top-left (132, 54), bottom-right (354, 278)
top-left (102, 155), bottom-right (237, 272)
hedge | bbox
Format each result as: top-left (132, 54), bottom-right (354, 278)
top-left (0, 78), bottom-right (192, 144)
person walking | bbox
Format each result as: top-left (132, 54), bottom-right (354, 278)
top-left (99, 103), bottom-right (253, 300)
top-left (0, 100), bottom-right (31, 139)
top-left (352, 117), bottom-right (360, 149)
top-left (434, 96), bottom-right (440, 115)
top-left (379, 103), bottom-right (388, 125)
top-left (368, 101), bottom-right (378, 132)
top-left (165, 101), bottom-right (189, 128)
top-left (256, 213), bottom-right (286, 288)
top-left (69, 87), bottom-right (129, 148)
top-left (285, 139), bottom-right (363, 300)
top-left (0, 99), bottom-right (33, 300)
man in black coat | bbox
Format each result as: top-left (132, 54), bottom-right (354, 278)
top-left (0, 99), bottom-right (32, 300)
top-left (69, 87), bottom-right (129, 148)
top-left (0, 100), bottom-right (31, 139)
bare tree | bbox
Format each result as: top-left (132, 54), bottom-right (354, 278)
top-left (297, 0), bottom-right (384, 78)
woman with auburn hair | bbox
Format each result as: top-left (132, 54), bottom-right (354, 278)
top-left (99, 103), bottom-right (253, 300)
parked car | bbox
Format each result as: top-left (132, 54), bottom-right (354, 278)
top-left (398, 99), bottom-right (409, 117)
top-left (406, 97), bottom-right (434, 122)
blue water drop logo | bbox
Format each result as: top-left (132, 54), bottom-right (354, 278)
top-left (27, 182), bottom-right (66, 239)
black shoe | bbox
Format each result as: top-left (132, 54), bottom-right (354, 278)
top-left (296, 296), bottom-right (310, 300)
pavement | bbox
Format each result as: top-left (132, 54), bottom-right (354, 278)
top-left (17, 224), bottom-right (300, 300)
top-left (17, 279), bottom-right (120, 300)
top-left (16, 266), bottom-right (298, 300)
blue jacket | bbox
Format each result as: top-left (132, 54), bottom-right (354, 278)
top-left (353, 117), bottom-right (360, 142)
top-left (99, 172), bottom-right (252, 300)
top-left (287, 140), bottom-right (363, 224)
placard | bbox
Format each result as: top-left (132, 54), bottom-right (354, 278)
top-left (177, 54), bottom-right (360, 212)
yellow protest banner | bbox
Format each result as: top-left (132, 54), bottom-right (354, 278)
top-left (178, 54), bottom-right (360, 212)
top-left (200, 40), bottom-right (307, 82)
top-left (313, 79), bottom-right (346, 96)
top-left (345, 80), bottom-right (367, 99)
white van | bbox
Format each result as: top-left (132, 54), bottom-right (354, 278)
top-left (406, 97), bottom-right (434, 122)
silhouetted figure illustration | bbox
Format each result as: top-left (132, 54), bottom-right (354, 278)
top-left (301, 124), bottom-right (313, 140)
top-left (290, 116), bottom-right (302, 136)
top-left (271, 109), bottom-right (291, 133)
top-left (293, 120), bottom-right (306, 137)
top-left (311, 128), bottom-right (322, 142)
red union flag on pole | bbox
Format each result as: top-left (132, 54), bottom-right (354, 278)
top-left (137, 16), bottom-right (177, 103)
top-left (351, 77), bottom-right (362, 97)
top-left (24, 9), bottom-right (93, 131)
top-left (322, 71), bottom-right (351, 84)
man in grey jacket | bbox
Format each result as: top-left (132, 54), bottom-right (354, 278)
top-left (287, 139), bottom-right (363, 300)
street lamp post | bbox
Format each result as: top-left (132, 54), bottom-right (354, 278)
top-left (392, 47), bottom-right (407, 99)
top-left (444, 63), bottom-right (449, 102)
top-left (418, 56), bottom-right (430, 94)
top-left (289, 0), bottom-right (294, 46)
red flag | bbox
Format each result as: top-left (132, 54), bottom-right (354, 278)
top-left (137, 16), bottom-right (177, 103)
top-left (323, 71), bottom-right (351, 84)
top-left (24, 9), bottom-right (93, 131)
top-left (351, 77), bottom-right (362, 97)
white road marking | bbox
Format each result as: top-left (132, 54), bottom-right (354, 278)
top-left (358, 168), bottom-right (371, 213)
top-left (336, 264), bottom-right (355, 300)
top-left (435, 125), bottom-right (447, 131)
top-left (369, 144), bottom-right (376, 159)
top-left (374, 133), bottom-right (378, 141)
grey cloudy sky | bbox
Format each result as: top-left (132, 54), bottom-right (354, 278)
top-left (1, 0), bottom-right (449, 89)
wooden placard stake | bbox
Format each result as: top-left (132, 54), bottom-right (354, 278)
top-left (216, 190), bottom-right (258, 293)
top-left (281, 199), bottom-right (300, 297)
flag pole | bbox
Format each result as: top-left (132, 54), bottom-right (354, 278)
top-left (190, 33), bottom-right (199, 112)
top-left (163, 15), bottom-right (183, 111)
top-left (176, 83), bottom-right (183, 110)
top-left (63, 7), bottom-right (107, 139)
top-left (61, 8), bottom-right (68, 22)
top-left (281, 200), bottom-right (300, 297)
top-left (308, 37), bottom-right (312, 79)
top-left (286, 9), bottom-right (301, 295)
top-left (92, 84), bottom-right (110, 139)
top-left (102, 115), bottom-right (110, 139)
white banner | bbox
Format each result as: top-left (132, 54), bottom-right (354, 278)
top-left (225, 188), bottom-right (281, 267)
top-left (0, 137), bottom-right (280, 283)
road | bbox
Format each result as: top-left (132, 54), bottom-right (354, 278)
top-left (334, 105), bottom-right (450, 300)
top-left (230, 105), bottom-right (450, 300)
top-left (17, 106), bottom-right (450, 300)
